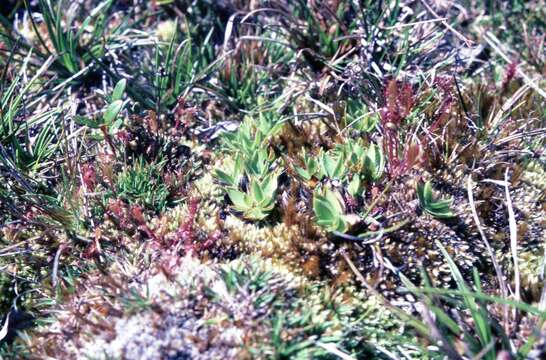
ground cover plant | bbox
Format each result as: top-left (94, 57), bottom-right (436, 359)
top-left (0, 0), bottom-right (545, 359)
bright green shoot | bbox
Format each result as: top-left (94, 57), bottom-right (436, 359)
top-left (313, 186), bottom-right (348, 233)
top-left (36, 0), bottom-right (114, 75)
top-left (227, 173), bottom-right (278, 220)
top-left (416, 181), bottom-right (455, 219)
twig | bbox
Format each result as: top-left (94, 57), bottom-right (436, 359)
top-left (332, 218), bottom-right (410, 244)
top-left (316, 341), bottom-right (356, 360)
top-left (51, 243), bottom-right (67, 288)
top-left (0, 237), bottom-right (38, 255)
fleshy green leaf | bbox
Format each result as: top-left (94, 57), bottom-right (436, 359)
top-left (313, 197), bottom-right (337, 225)
top-left (323, 187), bottom-right (345, 215)
top-left (347, 176), bottom-right (361, 197)
top-left (112, 79), bottom-right (127, 102)
top-left (261, 174), bottom-right (277, 198)
top-left (417, 181), bottom-right (455, 219)
top-left (321, 153), bottom-right (336, 178)
top-left (215, 169), bottom-right (235, 186)
top-left (295, 167), bottom-right (311, 181)
top-left (250, 179), bottom-right (264, 203)
top-left (423, 181), bottom-right (433, 204)
top-left (245, 208), bottom-right (268, 220)
top-left (313, 187), bottom-right (348, 232)
top-left (103, 100), bottom-right (124, 125)
top-left (364, 145), bottom-right (384, 180)
top-left (227, 189), bottom-right (247, 209)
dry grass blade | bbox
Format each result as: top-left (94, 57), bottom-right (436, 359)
top-left (315, 341), bottom-right (356, 360)
top-left (489, 84), bottom-right (530, 132)
top-left (51, 243), bottom-right (67, 288)
top-left (419, 0), bottom-right (473, 47)
top-left (223, 11), bottom-right (245, 53)
top-left (503, 169), bottom-right (520, 306)
top-left (467, 176), bottom-right (509, 330)
top-left (0, 312), bottom-right (9, 342)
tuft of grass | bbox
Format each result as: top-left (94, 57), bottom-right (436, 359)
top-left (400, 242), bottom-right (546, 360)
top-left (113, 158), bottom-right (171, 213)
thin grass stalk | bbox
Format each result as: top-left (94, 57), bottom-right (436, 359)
top-left (503, 168), bottom-right (521, 319)
top-left (467, 176), bottom-right (510, 332)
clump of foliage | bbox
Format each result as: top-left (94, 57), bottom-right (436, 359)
top-left (400, 243), bottom-right (546, 360)
top-left (313, 186), bottom-right (348, 232)
top-left (417, 181), bottom-right (455, 219)
top-left (113, 158), bottom-right (171, 212)
top-left (227, 172), bottom-right (278, 220)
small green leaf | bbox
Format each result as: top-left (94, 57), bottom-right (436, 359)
top-left (334, 217), bottom-right (348, 232)
top-left (416, 182), bottom-right (426, 205)
top-left (112, 79), bottom-right (127, 102)
top-left (313, 197), bottom-right (337, 225)
top-left (250, 179), bottom-right (264, 203)
top-left (295, 167), bottom-right (311, 181)
top-left (428, 209), bottom-right (455, 219)
top-left (227, 189), bottom-right (247, 209)
top-left (215, 169), bottom-right (235, 186)
top-left (417, 181), bottom-right (455, 219)
top-left (323, 187), bottom-right (345, 215)
top-left (332, 156), bottom-right (345, 178)
top-left (428, 198), bottom-right (453, 210)
top-left (261, 174), bottom-right (277, 198)
top-left (103, 100), bottom-right (124, 125)
top-left (321, 153), bottom-right (336, 178)
top-left (110, 118), bottom-right (124, 132)
top-left (233, 155), bottom-right (243, 179)
top-left (348, 176), bottom-right (361, 197)
top-left (74, 115), bottom-right (101, 129)
top-left (313, 187), bottom-right (348, 232)
top-left (307, 157), bottom-right (318, 175)
top-left (364, 145), bottom-right (384, 180)
top-left (423, 181), bottom-right (433, 204)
